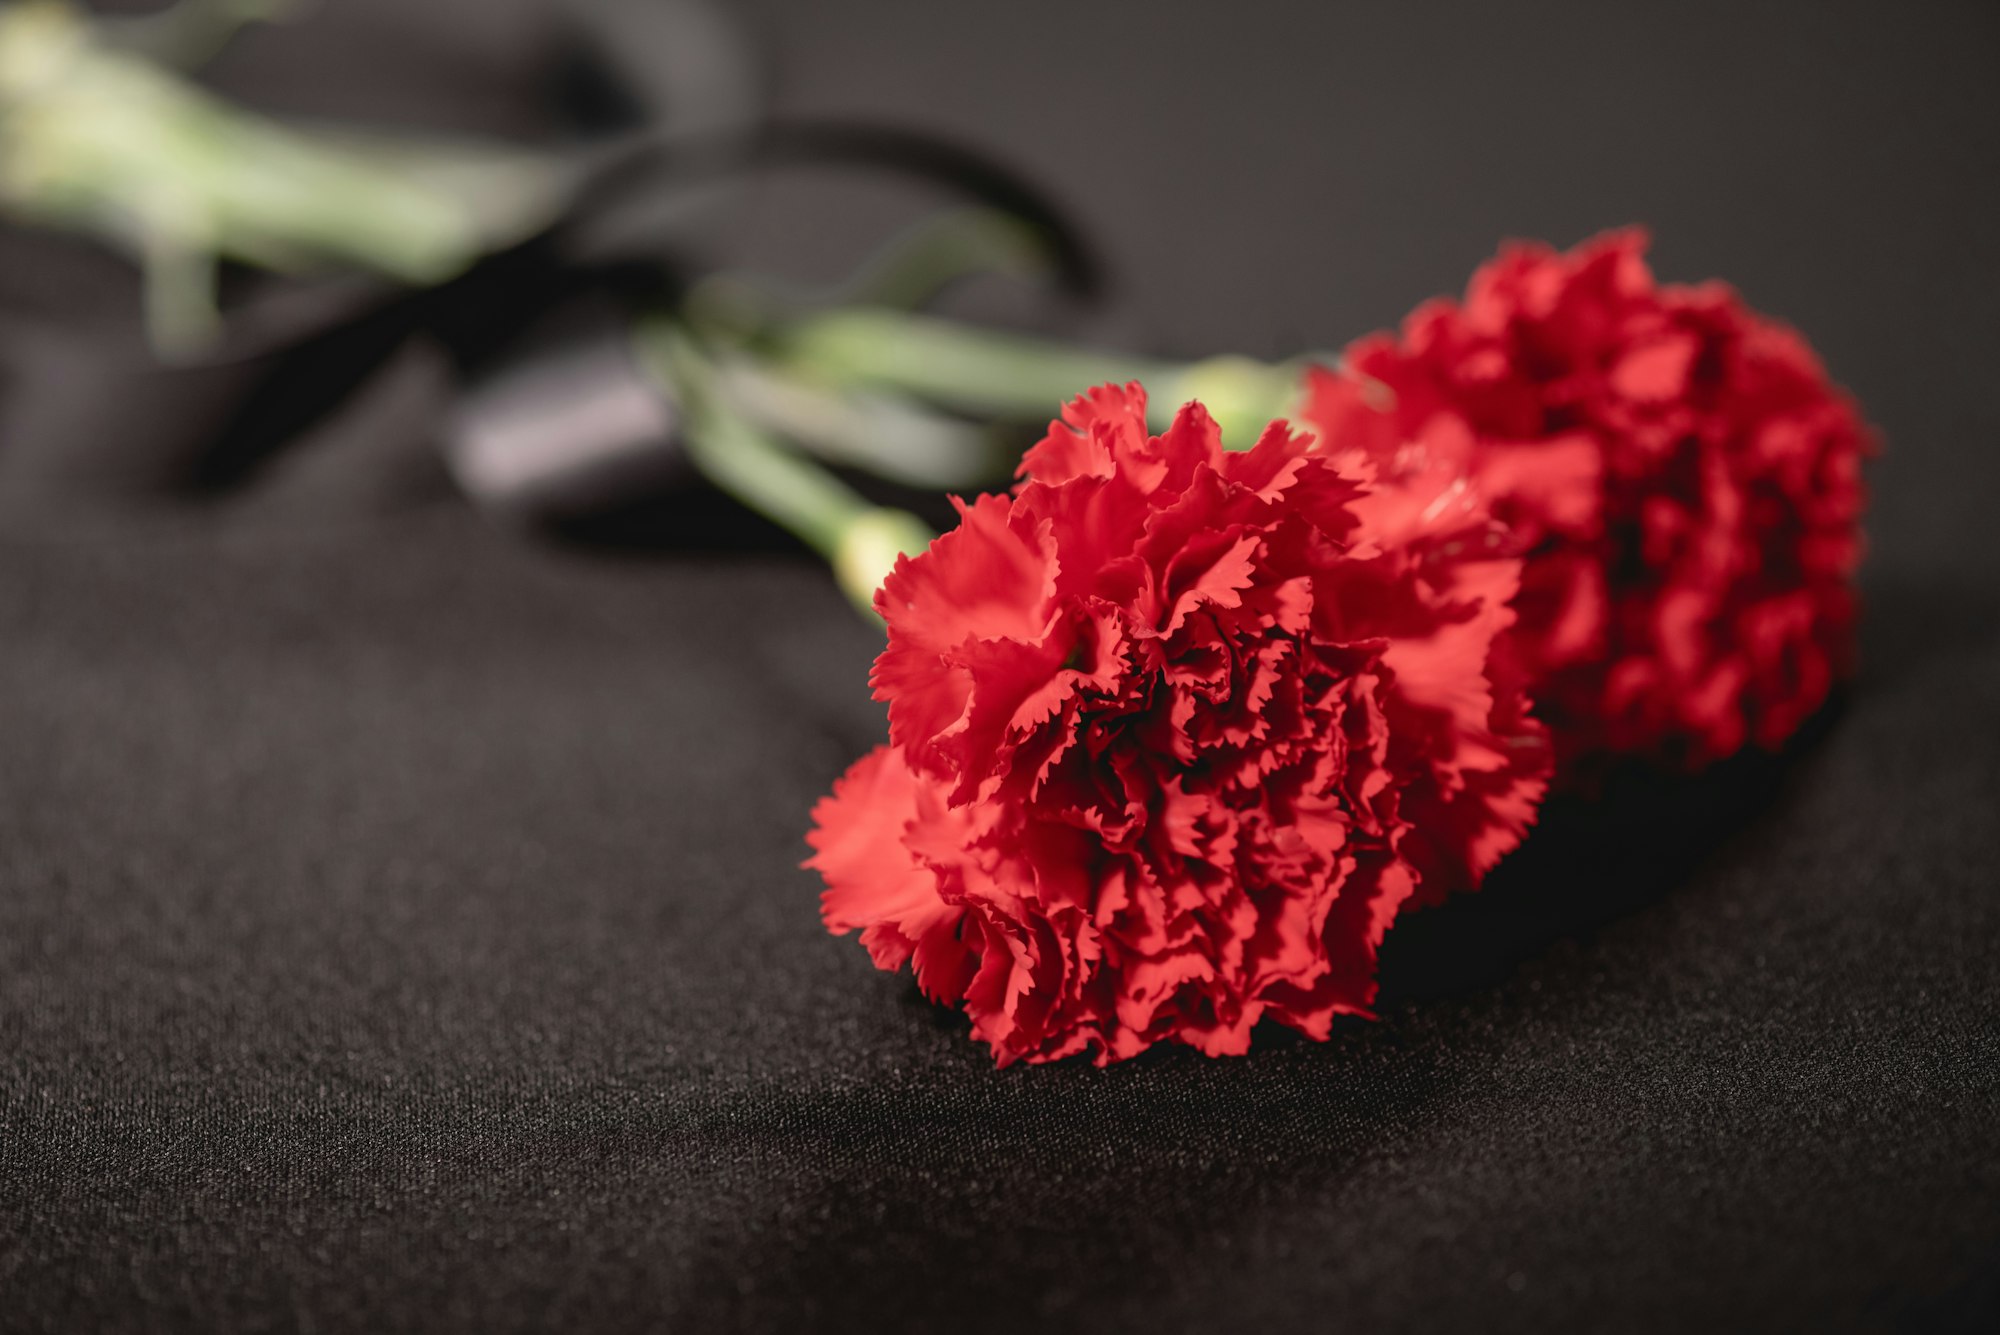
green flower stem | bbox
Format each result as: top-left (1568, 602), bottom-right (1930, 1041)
top-left (770, 306), bottom-right (1312, 446)
top-left (774, 307), bottom-right (1168, 417)
top-left (711, 353), bottom-right (1007, 490)
top-left (687, 208), bottom-right (1056, 318)
top-left (0, 1), bottom-right (561, 356)
top-left (635, 316), bottom-right (933, 619)
top-left (835, 208), bottom-right (1057, 310)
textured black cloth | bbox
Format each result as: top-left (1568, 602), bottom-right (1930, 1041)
top-left (4, 2), bottom-right (1998, 1331)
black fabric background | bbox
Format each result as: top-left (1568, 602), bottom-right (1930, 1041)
top-left (4, 2), bottom-right (1998, 1330)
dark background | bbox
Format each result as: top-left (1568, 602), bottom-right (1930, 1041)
top-left (3, 1), bottom-right (1997, 1330)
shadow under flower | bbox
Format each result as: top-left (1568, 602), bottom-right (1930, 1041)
top-left (665, 701), bottom-right (1853, 1330)
top-left (1375, 695), bottom-right (1845, 1008)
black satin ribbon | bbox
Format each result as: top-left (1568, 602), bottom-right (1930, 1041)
top-left (0, 0), bottom-right (754, 520)
top-left (0, 0), bottom-right (1105, 533)
top-left (441, 120), bottom-right (1105, 528)
top-left (441, 287), bottom-right (687, 525)
top-left (561, 120), bottom-right (1103, 299)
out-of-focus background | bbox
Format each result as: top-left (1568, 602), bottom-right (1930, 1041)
top-left (3, 2), bottom-right (1997, 1331)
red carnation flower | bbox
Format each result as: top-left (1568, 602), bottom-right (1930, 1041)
top-left (1302, 229), bottom-right (1870, 773)
top-left (806, 384), bottom-right (1547, 1065)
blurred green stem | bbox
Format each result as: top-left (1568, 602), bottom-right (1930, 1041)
top-left (770, 307), bottom-right (1311, 445)
top-left (712, 354), bottom-right (1007, 489)
top-left (636, 316), bottom-right (933, 618)
top-left (0, 0), bottom-right (561, 358)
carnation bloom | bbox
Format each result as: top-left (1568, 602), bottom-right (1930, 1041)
top-left (806, 384), bottom-right (1547, 1065)
top-left (1302, 229), bottom-right (1870, 772)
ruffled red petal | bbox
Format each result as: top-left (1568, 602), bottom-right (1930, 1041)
top-left (811, 383), bottom-right (1548, 1064)
top-left (1303, 229), bottom-right (1871, 775)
